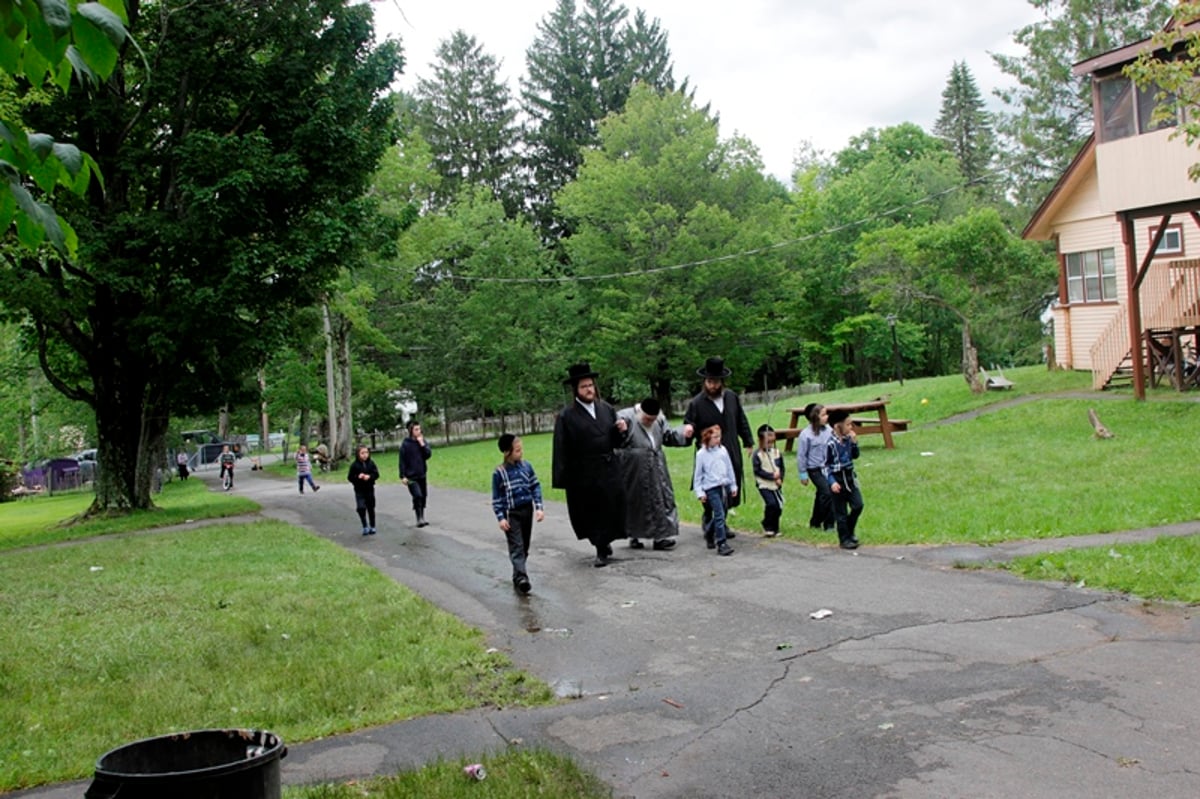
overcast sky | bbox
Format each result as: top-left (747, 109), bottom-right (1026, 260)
top-left (368, 0), bottom-right (1044, 184)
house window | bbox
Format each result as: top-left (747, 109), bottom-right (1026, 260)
top-left (1099, 76), bottom-right (1136, 142)
top-left (1065, 248), bottom-right (1118, 303)
top-left (1137, 83), bottom-right (1176, 133)
top-left (1151, 223), bottom-right (1184, 256)
top-left (1097, 75), bottom-right (1175, 142)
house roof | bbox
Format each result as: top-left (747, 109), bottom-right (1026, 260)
top-left (1072, 20), bottom-right (1200, 77)
top-left (1022, 135), bottom-right (1096, 241)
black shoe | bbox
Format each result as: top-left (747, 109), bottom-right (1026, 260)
top-left (417, 521), bottom-right (429, 528)
top-left (725, 530), bottom-right (737, 540)
top-left (839, 538), bottom-right (859, 550)
top-left (602, 544), bottom-right (613, 558)
top-left (629, 539), bottom-right (645, 549)
top-left (313, 485), bottom-right (320, 493)
top-left (652, 539), bottom-right (676, 551)
top-left (717, 543), bottom-right (734, 556)
top-left (515, 576), bottom-right (532, 594)
top-left (593, 555), bottom-right (609, 568)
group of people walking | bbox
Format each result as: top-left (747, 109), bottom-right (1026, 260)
top-left (283, 355), bottom-right (864, 596)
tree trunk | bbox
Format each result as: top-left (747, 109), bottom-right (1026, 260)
top-left (139, 385), bottom-right (170, 500)
top-left (962, 323), bottom-right (983, 394)
top-left (322, 302), bottom-right (339, 460)
top-left (299, 407), bottom-right (311, 448)
top-left (258, 369), bottom-right (269, 452)
top-left (336, 319), bottom-right (353, 460)
top-left (89, 369), bottom-right (152, 514)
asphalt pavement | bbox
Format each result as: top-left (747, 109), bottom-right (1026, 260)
top-left (17, 460), bottom-right (1200, 799)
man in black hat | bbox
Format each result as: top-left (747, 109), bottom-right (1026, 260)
top-left (684, 357), bottom-right (754, 515)
top-left (552, 362), bottom-right (626, 567)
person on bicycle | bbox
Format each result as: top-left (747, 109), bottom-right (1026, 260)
top-left (218, 445), bottom-right (237, 490)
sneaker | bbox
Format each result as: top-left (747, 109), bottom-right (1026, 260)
top-left (725, 530), bottom-right (737, 540)
top-left (705, 532), bottom-right (715, 549)
top-left (652, 539), bottom-right (676, 551)
top-left (362, 527), bottom-right (370, 536)
top-left (628, 539), bottom-right (645, 549)
top-left (515, 576), bottom-right (532, 594)
top-left (839, 538), bottom-right (859, 550)
top-left (717, 543), bottom-right (734, 556)
top-left (369, 527), bottom-right (377, 535)
top-left (313, 485), bottom-right (320, 493)
top-left (763, 529), bottom-right (778, 537)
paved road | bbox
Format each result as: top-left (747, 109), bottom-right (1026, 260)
top-left (19, 464), bottom-right (1200, 799)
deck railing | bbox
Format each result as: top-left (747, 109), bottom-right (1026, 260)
top-left (1089, 258), bottom-right (1200, 389)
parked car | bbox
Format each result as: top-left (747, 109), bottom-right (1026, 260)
top-left (71, 449), bottom-right (98, 483)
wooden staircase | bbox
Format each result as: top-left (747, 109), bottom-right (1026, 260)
top-left (1089, 258), bottom-right (1200, 390)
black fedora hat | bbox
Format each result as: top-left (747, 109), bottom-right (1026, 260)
top-left (696, 356), bottom-right (732, 379)
top-left (563, 362), bottom-right (600, 386)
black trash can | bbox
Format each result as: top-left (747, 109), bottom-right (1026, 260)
top-left (84, 728), bottom-right (286, 799)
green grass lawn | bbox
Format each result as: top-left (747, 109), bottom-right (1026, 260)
top-left (0, 519), bottom-right (553, 791)
top-left (0, 477), bottom-right (258, 552)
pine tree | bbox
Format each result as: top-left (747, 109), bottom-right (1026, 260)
top-left (414, 31), bottom-right (521, 215)
top-left (934, 62), bottom-right (997, 190)
top-left (521, 0), bottom-right (679, 240)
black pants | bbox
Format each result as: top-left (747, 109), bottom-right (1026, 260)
top-left (504, 504), bottom-right (534, 583)
top-left (355, 489), bottom-right (376, 528)
top-left (407, 478), bottom-right (427, 512)
top-left (831, 471), bottom-right (864, 543)
top-left (758, 487), bottom-right (782, 533)
top-left (806, 468), bottom-right (834, 530)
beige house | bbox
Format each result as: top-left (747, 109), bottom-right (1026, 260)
top-left (1024, 26), bottom-right (1200, 396)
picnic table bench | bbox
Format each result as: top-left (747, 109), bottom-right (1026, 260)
top-left (776, 398), bottom-right (910, 451)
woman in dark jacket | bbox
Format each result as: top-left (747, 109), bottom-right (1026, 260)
top-left (347, 445), bottom-right (380, 535)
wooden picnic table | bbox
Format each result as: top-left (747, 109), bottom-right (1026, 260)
top-left (778, 398), bottom-right (909, 451)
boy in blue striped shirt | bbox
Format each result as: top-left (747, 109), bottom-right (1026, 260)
top-left (492, 434), bottom-right (544, 594)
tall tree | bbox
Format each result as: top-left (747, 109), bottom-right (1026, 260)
top-left (414, 30), bottom-right (521, 214)
top-left (791, 124), bottom-right (967, 386)
top-left (4, 0), bottom-right (402, 512)
top-left (556, 84), bottom-right (789, 407)
top-left (934, 61), bottom-right (997, 191)
top-left (992, 0), bottom-right (1172, 212)
top-left (521, 0), bottom-right (679, 239)
top-left (854, 208), bottom-right (1057, 391)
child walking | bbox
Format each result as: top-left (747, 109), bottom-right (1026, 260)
top-left (296, 444), bottom-right (320, 494)
top-left (492, 434), bottom-right (544, 594)
top-left (347, 445), bottom-right (380, 535)
top-left (693, 425), bottom-right (737, 556)
top-left (824, 409), bottom-right (863, 550)
top-left (751, 424), bottom-right (784, 536)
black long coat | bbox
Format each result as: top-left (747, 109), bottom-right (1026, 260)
top-left (684, 389), bottom-right (754, 508)
top-left (552, 400), bottom-right (625, 543)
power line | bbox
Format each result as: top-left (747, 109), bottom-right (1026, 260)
top-left (441, 167), bottom-right (993, 285)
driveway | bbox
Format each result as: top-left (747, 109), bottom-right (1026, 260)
top-left (20, 466), bottom-right (1200, 799)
